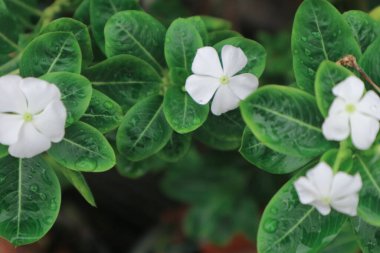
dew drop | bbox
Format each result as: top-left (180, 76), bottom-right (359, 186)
top-left (75, 158), bottom-right (97, 171)
top-left (263, 219), bottom-right (278, 233)
top-left (50, 199), bottom-right (58, 211)
top-left (39, 193), bottom-right (47, 200)
top-left (30, 184), bottom-right (39, 192)
top-left (103, 101), bottom-right (113, 110)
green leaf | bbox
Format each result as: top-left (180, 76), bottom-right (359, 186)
top-left (257, 170), bottom-right (347, 253)
top-left (208, 30), bottom-right (241, 45)
top-left (315, 60), bottom-right (353, 117)
top-left (0, 6), bottom-right (20, 54)
top-left (90, 0), bottom-right (140, 52)
top-left (116, 154), bottom-right (165, 179)
top-left (195, 109), bottom-right (245, 151)
top-left (0, 156), bottom-right (61, 246)
top-left (104, 10), bottom-right (166, 73)
top-left (343, 10), bottom-right (380, 53)
top-left (241, 85), bottom-right (334, 158)
top-left (81, 90), bottom-right (123, 133)
top-left (116, 96), bottom-right (172, 161)
top-left (200, 16), bottom-right (231, 32)
top-left (157, 133), bottom-right (191, 163)
top-left (360, 37), bottom-right (380, 87)
top-left (292, 0), bottom-right (361, 94)
top-left (186, 16), bottom-right (208, 44)
top-left (239, 127), bottom-right (312, 174)
top-left (163, 86), bottom-right (209, 134)
top-left (165, 18), bottom-right (203, 73)
top-left (41, 72), bottom-right (93, 127)
top-left (83, 55), bottom-right (161, 111)
top-left (321, 222), bottom-right (359, 253)
top-left (41, 17), bottom-right (93, 65)
top-left (73, 0), bottom-right (90, 24)
top-left (352, 217), bottom-right (380, 253)
top-left (20, 32), bottom-right (82, 77)
top-left (48, 121), bottom-right (116, 172)
top-left (214, 37), bottom-right (267, 77)
top-left (0, 144), bottom-right (7, 158)
top-left (352, 151), bottom-right (380, 226)
top-left (44, 155), bottom-right (96, 207)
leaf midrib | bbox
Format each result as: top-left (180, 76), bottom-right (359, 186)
top-left (310, 1), bottom-right (329, 60)
top-left (252, 104), bottom-right (322, 133)
top-left (16, 159), bottom-right (23, 239)
top-left (63, 138), bottom-right (109, 161)
top-left (46, 36), bottom-right (70, 73)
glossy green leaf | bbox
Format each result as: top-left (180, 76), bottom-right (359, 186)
top-left (48, 121), bottom-right (116, 172)
top-left (44, 155), bottom-right (96, 207)
top-left (343, 10), bottom-right (380, 53)
top-left (292, 0), bottom-right (361, 94)
top-left (20, 32), bottom-right (82, 77)
top-left (241, 85), bottom-right (334, 158)
top-left (81, 90), bottom-right (123, 133)
top-left (157, 133), bottom-right (191, 163)
top-left (214, 37), bottom-right (267, 77)
top-left (116, 96), bottom-right (172, 161)
top-left (208, 30), bottom-right (241, 45)
top-left (186, 16), bottom-right (208, 44)
top-left (315, 60), bottom-right (353, 117)
top-left (116, 154), bottom-right (165, 179)
top-left (239, 127), bottom-right (312, 174)
top-left (104, 10), bottom-right (166, 73)
top-left (360, 37), bottom-right (380, 87)
top-left (321, 222), bottom-right (359, 253)
top-left (195, 109), bottom-right (245, 151)
top-left (352, 217), bottom-right (380, 253)
top-left (0, 156), bottom-right (61, 246)
top-left (41, 17), bottom-right (93, 65)
top-left (41, 72), bottom-right (93, 127)
top-left (90, 0), bottom-right (140, 52)
top-left (83, 55), bottom-right (161, 111)
top-left (257, 170), bottom-right (347, 253)
top-left (200, 16), bottom-right (231, 32)
top-left (0, 144), bottom-right (7, 158)
top-left (352, 150), bottom-right (380, 226)
top-left (163, 86), bottom-right (209, 134)
top-left (165, 18), bottom-right (203, 73)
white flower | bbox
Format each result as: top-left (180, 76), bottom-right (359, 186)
top-left (294, 162), bottom-right (362, 216)
top-left (185, 45), bottom-right (259, 116)
top-left (322, 76), bottom-right (380, 150)
top-left (0, 75), bottom-right (66, 158)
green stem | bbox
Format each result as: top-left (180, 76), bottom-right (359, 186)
top-left (332, 141), bottom-right (349, 173)
top-left (7, 0), bottom-right (43, 17)
top-left (0, 54), bottom-right (22, 75)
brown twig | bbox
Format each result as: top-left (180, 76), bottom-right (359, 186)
top-left (337, 55), bottom-right (380, 94)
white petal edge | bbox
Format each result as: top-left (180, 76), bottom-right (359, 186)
top-left (331, 195), bottom-right (359, 216)
top-left (211, 85), bottom-right (240, 116)
top-left (0, 113), bottom-right (24, 145)
top-left (33, 100), bottom-right (67, 142)
top-left (350, 113), bottom-right (380, 150)
top-left (8, 123), bottom-right (51, 158)
top-left (294, 177), bottom-right (319, 204)
top-left (185, 75), bottom-right (220, 105)
top-left (331, 172), bottom-right (362, 200)
top-left (328, 98), bottom-right (346, 116)
top-left (311, 200), bottom-right (332, 216)
top-left (306, 162), bottom-right (334, 198)
top-left (358, 90), bottom-right (380, 120)
top-left (322, 113), bottom-right (350, 141)
top-left (332, 76), bottom-right (364, 103)
top-left (191, 47), bottom-right (223, 78)
top-left (221, 45), bottom-right (248, 77)
top-left (20, 77), bottom-right (61, 114)
top-left (228, 73), bottom-right (259, 100)
top-left (0, 75), bottom-right (27, 114)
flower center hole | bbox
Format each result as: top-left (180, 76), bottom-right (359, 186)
top-left (220, 75), bottom-right (230, 85)
top-left (23, 113), bottom-right (33, 122)
top-left (345, 104), bottom-right (356, 113)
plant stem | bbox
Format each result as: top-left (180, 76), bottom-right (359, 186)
top-left (332, 141), bottom-right (349, 173)
top-left (337, 55), bottom-right (380, 94)
top-left (0, 54), bottom-right (22, 76)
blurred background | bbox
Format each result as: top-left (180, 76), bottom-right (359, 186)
top-left (2, 0), bottom-right (379, 252)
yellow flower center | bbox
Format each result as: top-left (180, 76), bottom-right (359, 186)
top-left (220, 75), bottom-right (230, 85)
top-left (345, 104), bottom-right (356, 113)
top-left (321, 196), bottom-right (331, 205)
top-left (23, 113), bottom-right (33, 122)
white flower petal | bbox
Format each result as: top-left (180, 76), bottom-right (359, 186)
top-left (294, 177), bottom-right (319, 204)
top-left (191, 47), bottom-right (223, 77)
top-left (0, 75), bottom-right (27, 113)
top-left (228, 73), bottom-right (259, 100)
top-left (185, 75), bottom-right (220, 105)
top-left (221, 45), bottom-right (248, 77)
top-left (20, 77), bottom-right (61, 114)
top-left (0, 113), bottom-right (24, 145)
top-left (331, 172), bottom-right (362, 200)
top-left (322, 113), bottom-right (350, 141)
top-left (306, 162), bottom-right (333, 197)
top-left (33, 100), bottom-right (67, 142)
top-left (358, 90), bottom-right (380, 120)
top-left (332, 76), bottom-right (364, 103)
top-left (8, 123), bottom-right (51, 158)
top-left (328, 98), bottom-right (346, 116)
top-left (211, 85), bottom-right (240, 116)
top-left (350, 113), bottom-right (380, 150)
top-left (311, 200), bottom-right (331, 216)
top-left (331, 195), bottom-right (359, 216)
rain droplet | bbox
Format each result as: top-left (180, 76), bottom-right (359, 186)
top-left (39, 193), bottom-right (47, 200)
top-left (30, 184), bottom-right (39, 192)
top-left (103, 101), bottom-right (113, 110)
top-left (75, 158), bottom-right (97, 171)
top-left (263, 219), bottom-right (278, 233)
